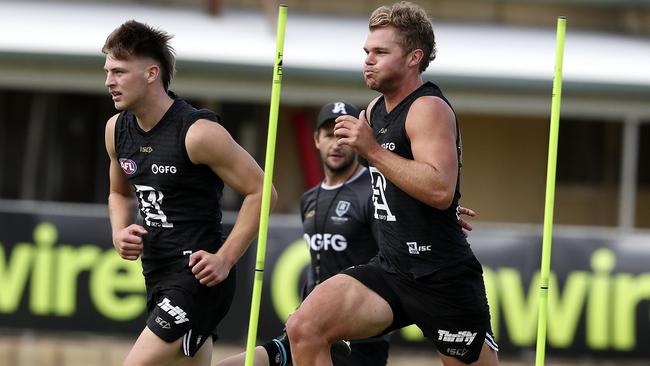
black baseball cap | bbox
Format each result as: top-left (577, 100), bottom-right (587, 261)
top-left (316, 101), bottom-right (360, 129)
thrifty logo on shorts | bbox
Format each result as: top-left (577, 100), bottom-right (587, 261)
top-left (406, 241), bottom-right (431, 254)
top-left (157, 297), bottom-right (189, 324)
top-left (438, 330), bottom-right (477, 345)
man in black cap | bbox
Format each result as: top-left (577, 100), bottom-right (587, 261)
top-left (217, 101), bottom-right (476, 366)
top-left (216, 100), bottom-right (390, 366)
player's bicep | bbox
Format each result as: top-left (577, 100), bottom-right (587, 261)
top-left (216, 143), bottom-right (265, 196)
top-left (406, 97), bottom-right (458, 184)
top-left (109, 159), bottom-right (134, 196)
top-left (186, 120), bottom-right (264, 196)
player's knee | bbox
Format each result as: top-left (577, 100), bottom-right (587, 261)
top-left (285, 309), bottom-right (321, 347)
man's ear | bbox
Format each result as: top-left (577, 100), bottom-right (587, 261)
top-left (408, 49), bottom-right (423, 69)
top-left (146, 64), bottom-right (161, 84)
top-left (314, 130), bottom-right (320, 149)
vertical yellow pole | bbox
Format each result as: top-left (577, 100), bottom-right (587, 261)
top-left (244, 5), bottom-right (288, 366)
top-left (535, 16), bottom-right (566, 366)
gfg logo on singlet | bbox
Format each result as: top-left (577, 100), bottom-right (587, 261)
top-left (369, 167), bottom-right (396, 222)
top-left (304, 233), bottom-right (348, 251)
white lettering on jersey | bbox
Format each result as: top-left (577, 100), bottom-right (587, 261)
top-left (303, 233), bottom-right (348, 252)
top-left (407, 242), bottom-right (432, 254)
top-left (369, 167), bottom-right (396, 222)
top-left (134, 184), bottom-right (173, 228)
top-left (151, 164), bottom-right (177, 174)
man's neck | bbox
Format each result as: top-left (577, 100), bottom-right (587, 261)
top-left (383, 76), bottom-right (423, 113)
top-left (132, 89), bottom-right (175, 132)
top-left (323, 163), bottom-right (361, 187)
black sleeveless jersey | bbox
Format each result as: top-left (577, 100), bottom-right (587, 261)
top-left (114, 95), bottom-right (225, 275)
top-left (369, 82), bottom-right (472, 278)
top-left (300, 168), bottom-right (378, 295)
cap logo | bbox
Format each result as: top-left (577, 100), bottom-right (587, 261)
top-left (332, 102), bottom-right (347, 115)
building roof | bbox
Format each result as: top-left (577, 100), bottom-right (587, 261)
top-left (1, 1), bottom-right (649, 109)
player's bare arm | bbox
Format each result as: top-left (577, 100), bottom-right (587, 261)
top-left (336, 96), bottom-right (458, 210)
top-left (185, 119), bottom-right (277, 286)
top-left (105, 114), bottom-right (147, 260)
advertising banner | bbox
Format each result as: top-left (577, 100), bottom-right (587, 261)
top-left (1, 204), bottom-right (649, 358)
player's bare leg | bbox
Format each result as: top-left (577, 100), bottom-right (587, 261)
top-left (179, 336), bottom-right (213, 366)
top-left (286, 274), bottom-right (393, 366)
top-left (214, 346), bottom-right (269, 366)
top-left (123, 326), bottom-right (213, 366)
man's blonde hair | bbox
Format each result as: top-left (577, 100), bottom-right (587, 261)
top-left (369, 2), bottom-right (436, 73)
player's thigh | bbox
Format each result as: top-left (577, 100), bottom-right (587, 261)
top-left (177, 337), bottom-right (213, 366)
top-left (438, 343), bottom-right (498, 366)
top-left (124, 326), bottom-right (184, 366)
top-left (296, 273), bottom-right (393, 341)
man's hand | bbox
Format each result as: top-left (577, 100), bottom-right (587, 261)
top-left (112, 224), bottom-right (146, 260)
top-left (188, 251), bottom-right (232, 287)
top-left (458, 206), bottom-right (477, 238)
top-left (333, 110), bottom-right (379, 158)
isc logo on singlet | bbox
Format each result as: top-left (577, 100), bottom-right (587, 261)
top-left (303, 233), bottom-right (347, 252)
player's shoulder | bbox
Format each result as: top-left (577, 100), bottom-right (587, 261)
top-left (407, 95), bottom-right (455, 131)
top-left (104, 113), bottom-right (122, 137)
top-left (301, 183), bottom-right (321, 202)
top-left (411, 94), bottom-right (452, 113)
top-left (299, 183), bottom-right (320, 213)
top-left (409, 82), bottom-right (453, 115)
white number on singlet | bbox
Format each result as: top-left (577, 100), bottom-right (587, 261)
top-left (369, 167), bottom-right (396, 222)
top-left (134, 184), bottom-right (173, 228)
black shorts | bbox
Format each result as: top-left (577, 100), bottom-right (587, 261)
top-left (341, 255), bottom-right (497, 364)
top-left (145, 260), bottom-right (236, 357)
top-left (333, 339), bottom-right (389, 366)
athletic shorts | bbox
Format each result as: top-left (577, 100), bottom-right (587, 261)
top-left (334, 339), bottom-right (390, 366)
top-left (341, 255), bottom-right (497, 364)
top-left (144, 260), bottom-right (236, 357)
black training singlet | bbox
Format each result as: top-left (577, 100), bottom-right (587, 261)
top-left (114, 94), bottom-right (224, 275)
top-left (369, 82), bottom-right (472, 278)
top-left (300, 168), bottom-right (378, 295)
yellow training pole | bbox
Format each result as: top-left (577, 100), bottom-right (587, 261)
top-left (535, 16), bottom-right (566, 366)
top-left (245, 5), bottom-right (288, 366)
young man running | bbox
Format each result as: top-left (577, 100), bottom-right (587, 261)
top-left (103, 20), bottom-right (275, 366)
top-left (287, 3), bottom-right (499, 365)
top-left (216, 100), bottom-right (476, 366)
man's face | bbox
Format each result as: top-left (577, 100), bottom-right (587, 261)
top-left (103, 54), bottom-right (152, 111)
top-left (363, 26), bottom-right (410, 92)
top-left (314, 121), bottom-right (357, 174)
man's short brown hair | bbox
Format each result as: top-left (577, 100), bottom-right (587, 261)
top-left (102, 20), bottom-right (176, 91)
top-left (369, 2), bottom-right (436, 73)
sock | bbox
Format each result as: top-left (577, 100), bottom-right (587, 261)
top-left (261, 335), bottom-right (291, 366)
